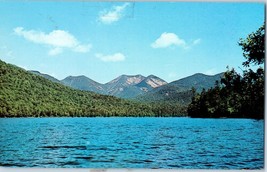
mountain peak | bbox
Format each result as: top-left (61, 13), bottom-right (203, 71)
top-left (147, 74), bottom-right (157, 78)
top-left (121, 74), bottom-right (144, 77)
top-left (65, 75), bottom-right (88, 79)
top-left (193, 73), bottom-right (206, 76)
top-left (136, 75), bottom-right (167, 90)
top-left (192, 72), bottom-right (224, 77)
top-left (169, 72), bottom-right (223, 92)
top-left (106, 74), bottom-right (145, 86)
top-left (61, 75), bottom-right (105, 93)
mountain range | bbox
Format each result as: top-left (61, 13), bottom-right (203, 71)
top-left (0, 60), bottom-right (156, 117)
top-left (135, 73), bottom-right (224, 105)
top-left (29, 72), bottom-right (168, 99)
top-left (0, 59), bottom-right (225, 117)
top-left (29, 70), bottom-right (223, 102)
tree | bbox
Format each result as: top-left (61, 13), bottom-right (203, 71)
top-left (239, 24), bottom-right (265, 67)
top-left (188, 23), bottom-right (265, 119)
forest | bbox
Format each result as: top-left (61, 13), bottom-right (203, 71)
top-left (0, 60), bottom-right (187, 117)
top-left (187, 24), bottom-right (265, 119)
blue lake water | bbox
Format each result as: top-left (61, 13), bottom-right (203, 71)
top-left (0, 117), bottom-right (264, 169)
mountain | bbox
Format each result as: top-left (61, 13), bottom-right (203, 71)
top-left (104, 74), bottom-right (146, 98)
top-left (105, 74), bottom-right (145, 92)
top-left (61, 75), bottom-right (106, 94)
top-left (104, 74), bottom-right (167, 99)
top-left (29, 70), bottom-right (61, 84)
top-left (135, 75), bottom-right (167, 92)
top-left (136, 73), bottom-right (224, 105)
top-left (27, 69), bottom-right (221, 102)
top-left (0, 60), bottom-right (156, 117)
top-left (136, 85), bottom-right (194, 105)
top-left (28, 72), bottom-right (168, 99)
top-left (169, 73), bottom-right (224, 92)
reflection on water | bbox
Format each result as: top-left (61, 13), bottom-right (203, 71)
top-left (0, 117), bottom-right (264, 169)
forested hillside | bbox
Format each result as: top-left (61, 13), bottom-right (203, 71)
top-left (0, 60), bottom-right (188, 117)
top-left (0, 60), bottom-right (156, 117)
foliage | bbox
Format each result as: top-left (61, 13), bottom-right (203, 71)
top-left (188, 68), bottom-right (264, 119)
top-left (239, 24), bottom-right (265, 67)
top-left (0, 60), bottom-right (187, 117)
top-left (136, 85), bottom-right (193, 104)
top-left (188, 24), bottom-right (265, 119)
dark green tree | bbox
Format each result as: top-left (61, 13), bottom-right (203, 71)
top-left (239, 24), bottom-right (265, 67)
top-left (188, 23), bottom-right (265, 119)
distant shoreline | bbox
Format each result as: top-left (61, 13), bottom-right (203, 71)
top-left (0, 116), bottom-right (263, 119)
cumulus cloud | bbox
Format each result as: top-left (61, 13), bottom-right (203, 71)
top-left (151, 32), bottom-right (186, 49)
top-left (14, 27), bottom-right (91, 56)
top-left (151, 33), bottom-right (202, 50)
top-left (99, 3), bottom-right (130, 24)
top-left (95, 53), bottom-right (125, 62)
top-left (73, 44), bottom-right (92, 53)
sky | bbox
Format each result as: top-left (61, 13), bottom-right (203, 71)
top-left (0, 2), bottom-right (264, 83)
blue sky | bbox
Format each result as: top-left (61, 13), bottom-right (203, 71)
top-left (0, 2), bottom-right (264, 83)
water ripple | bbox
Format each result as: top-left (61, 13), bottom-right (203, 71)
top-left (0, 117), bottom-right (264, 169)
top-left (39, 145), bottom-right (87, 150)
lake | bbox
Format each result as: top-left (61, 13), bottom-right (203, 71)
top-left (0, 117), bottom-right (264, 169)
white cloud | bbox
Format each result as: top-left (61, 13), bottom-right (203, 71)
top-left (96, 53), bottom-right (125, 62)
top-left (151, 32), bottom-right (186, 49)
top-left (193, 38), bottom-right (201, 45)
top-left (151, 33), bottom-right (202, 50)
top-left (73, 44), bottom-right (92, 53)
top-left (14, 27), bottom-right (91, 56)
top-left (99, 3), bottom-right (130, 24)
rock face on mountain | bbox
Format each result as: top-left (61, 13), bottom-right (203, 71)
top-left (136, 75), bottom-right (168, 92)
top-left (105, 75), bottom-right (145, 95)
top-left (105, 74), bottom-right (167, 98)
top-left (61, 75), bottom-right (106, 94)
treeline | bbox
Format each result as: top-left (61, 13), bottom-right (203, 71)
top-left (188, 24), bottom-right (265, 119)
top-left (140, 89), bottom-right (193, 117)
top-left (0, 60), bottom-right (186, 117)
